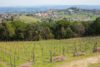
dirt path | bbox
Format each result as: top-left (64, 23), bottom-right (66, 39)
top-left (0, 61), bottom-right (7, 67)
top-left (20, 61), bottom-right (33, 67)
top-left (58, 55), bottom-right (100, 67)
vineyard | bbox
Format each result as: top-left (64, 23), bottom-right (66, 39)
top-left (0, 36), bottom-right (100, 67)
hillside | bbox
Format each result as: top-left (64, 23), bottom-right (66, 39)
top-left (34, 7), bottom-right (100, 21)
top-left (0, 36), bottom-right (100, 67)
top-left (19, 15), bottom-right (40, 23)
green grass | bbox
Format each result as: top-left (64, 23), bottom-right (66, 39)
top-left (0, 64), bottom-right (3, 67)
top-left (19, 15), bottom-right (40, 23)
top-left (56, 11), bottom-right (97, 21)
top-left (0, 36), bottom-right (100, 67)
top-left (89, 63), bottom-right (100, 67)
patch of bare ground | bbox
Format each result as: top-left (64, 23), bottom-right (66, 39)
top-left (57, 55), bottom-right (100, 67)
top-left (0, 61), bottom-right (8, 67)
top-left (20, 61), bottom-right (33, 67)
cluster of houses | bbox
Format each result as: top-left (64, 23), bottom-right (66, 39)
top-left (0, 14), bottom-right (12, 23)
top-left (34, 9), bottom-right (57, 18)
top-left (0, 14), bottom-right (19, 23)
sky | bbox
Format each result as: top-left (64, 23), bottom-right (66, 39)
top-left (0, 0), bottom-right (100, 7)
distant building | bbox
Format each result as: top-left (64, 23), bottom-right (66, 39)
top-left (0, 14), bottom-right (17, 22)
top-left (35, 12), bottom-right (49, 17)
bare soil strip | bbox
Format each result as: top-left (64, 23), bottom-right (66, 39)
top-left (0, 61), bottom-right (7, 67)
top-left (58, 55), bottom-right (100, 67)
top-left (20, 61), bottom-right (33, 67)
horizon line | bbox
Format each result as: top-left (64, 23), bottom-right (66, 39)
top-left (0, 4), bottom-right (100, 7)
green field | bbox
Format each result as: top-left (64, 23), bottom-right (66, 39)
top-left (19, 16), bottom-right (40, 23)
top-left (0, 37), bottom-right (100, 67)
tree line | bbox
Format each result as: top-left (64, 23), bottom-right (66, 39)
top-left (0, 17), bottom-right (100, 41)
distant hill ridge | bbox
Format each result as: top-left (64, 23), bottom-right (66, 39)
top-left (0, 5), bottom-right (100, 13)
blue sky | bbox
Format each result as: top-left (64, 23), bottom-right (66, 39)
top-left (0, 0), bottom-right (100, 7)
